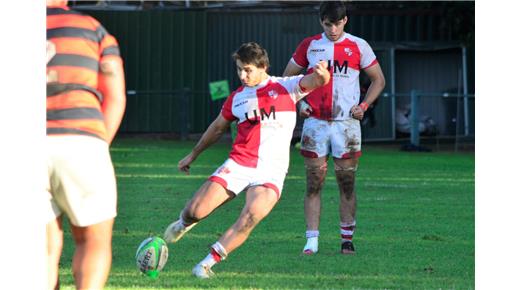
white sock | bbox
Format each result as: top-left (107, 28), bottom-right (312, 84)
top-left (200, 253), bottom-right (218, 268)
top-left (304, 237), bottom-right (319, 252)
top-left (306, 230), bottom-right (319, 238)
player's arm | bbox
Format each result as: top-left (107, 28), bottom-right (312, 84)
top-left (282, 60), bottom-right (304, 77)
top-left (178, 114), bottom-right (231, 174)
top-left (99, 57), bottom-right (126, 145)
top-left (284, 60), bottom-right (315, 116)
top-left (351, 63), bottom-right (386, 120)
top-left (284, 44), bottom-right (314, 116)
top-left (298, 60), bottom-right (330, 97)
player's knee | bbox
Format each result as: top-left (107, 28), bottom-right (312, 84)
top-left (334, 161), bottom-right (358, 172)
top-left (71, 219), bottom-right (114, 246)
top-left (334, 167), bottom-right (356, 198)
top-left (305, 164), bottom-right (327, 194)
top-left (184, 205), bottom-right (203, 223)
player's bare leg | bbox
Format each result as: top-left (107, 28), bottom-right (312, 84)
top-left (70, 218), bottom-right (114, 290)
top-left (192, 185), bottom-right (278, 278)
top-left (303, 156), bottom-right (328, 254)
top-left (218, 185), bottom-right (278, 252)
top-left (47, 216), bottom-right (63, 290)
top-left (334, 157), bottom-right (358, 254)
top-left (164, 180), bottom-right (234, 243)
top-left (183, 180), bottom-right (235, 224)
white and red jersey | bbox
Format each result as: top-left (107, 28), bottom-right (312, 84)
top-left (291, 32), bottom-right (378, 121)
top-left (221, 75), bottom-right (308, 173)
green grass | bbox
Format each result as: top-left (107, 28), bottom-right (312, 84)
top-left (58, 138), bottom-right (474, 289)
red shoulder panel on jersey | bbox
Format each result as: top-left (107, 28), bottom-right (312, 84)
top-left (292, 34), bottom-right (322, 68)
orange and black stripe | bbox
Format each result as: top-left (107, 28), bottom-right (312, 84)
top-left (47, 5), bottom-right (121, 141)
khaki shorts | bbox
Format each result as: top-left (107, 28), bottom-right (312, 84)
top-left (46, 135), bottom-right (117, 226)
top-left (208, 158), bottom-right (284, 199)
top-left (300, 117), bottom-right (362, 159)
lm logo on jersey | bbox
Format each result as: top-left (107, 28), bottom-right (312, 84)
top-left (326, 60), bottom-right (349, 74)
top-left (244, 105), bottom-right (276, 124)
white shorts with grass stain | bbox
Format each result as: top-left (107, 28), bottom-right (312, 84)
top-left (299, 117), bottom-right (362, 159)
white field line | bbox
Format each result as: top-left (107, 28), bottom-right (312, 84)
top-left (115, 173), bottom-right (473, 184)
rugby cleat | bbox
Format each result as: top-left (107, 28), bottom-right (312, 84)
top-left (163, 219), bottom-right (197, 243)
top-left (341, 240), bottom-right (355, 255)
top-left (192, 263), bottom-right (215, 279)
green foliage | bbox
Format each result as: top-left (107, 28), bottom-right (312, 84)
top-left (59, 138), bottom-right (474, 289)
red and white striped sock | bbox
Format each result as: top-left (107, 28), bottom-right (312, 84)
top-left (340, 221), bottom-right (356, 243)
top-left (200, 242), bottom-right (227, 268)
top-left (200, 248), bottom-right (222, 268)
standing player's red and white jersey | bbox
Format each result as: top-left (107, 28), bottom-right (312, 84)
top-left (291, 32), bottom-right (378, 121)
top-left (221, 75), bottom-right (308, 173)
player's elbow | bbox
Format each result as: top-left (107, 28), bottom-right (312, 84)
top-left (210, 120), bottom-right (229, 137)
top-left (374, 71), bottom-right (385, 89)
top-left (113, 94), bottom-right (127, 107)
top-left (100, 83), bottom-right (126, 105)
top-left (282, 68), bottom-right (290, 77)
top-left (378, 74), bottom-right (386, 89)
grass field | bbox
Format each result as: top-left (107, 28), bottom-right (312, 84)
top-left (58, 138), bottom-right (474, 289)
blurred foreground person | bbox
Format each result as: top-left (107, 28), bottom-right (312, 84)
top-left (46, 0), bottom-right (126, 288)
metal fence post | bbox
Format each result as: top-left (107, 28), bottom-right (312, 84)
top-left (462, 46), bottom-right (469, 136)
top-left (180, 88), bottom-right (190, 140)
top-left (410, 90), bottom-right (420, 147)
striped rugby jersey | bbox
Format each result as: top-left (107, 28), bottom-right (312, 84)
top-left (291, 32), bottom-right (378, 121)
top-left (46, 5), bottom-right (122, 141)
top-left (221, 75), bottom-right (308, 172)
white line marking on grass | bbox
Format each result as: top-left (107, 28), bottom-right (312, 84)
top-left (285, 176), bottom-right (474, 183)
top-left (114, 163), bottom-right (221, 169)
top-left (116, 174), bottom-right (208, 179)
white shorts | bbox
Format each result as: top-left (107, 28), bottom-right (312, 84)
top-left (209, 159), bottom-right (285, 199)
top-left (46, 135), bottom-right (117, 226)
top-left (300, 117), bottom-right (362, 159)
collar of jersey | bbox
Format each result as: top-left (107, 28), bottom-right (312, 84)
top-left (246, 76), bottom-right (271, 90)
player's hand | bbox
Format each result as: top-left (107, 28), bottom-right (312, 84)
top-left (299, 108), bottom-right (312, 118)
top-left (46, 41), bottom-right (56, 64)
top-left (178, 153), bottom-right (195, 175)
top-left (46, 41), bottom-right (58, 83)
top-left (298, 101), bottom-right (312, 118)
top-left (350, 105), bottom-right (364, 120)
top-left (313, 61), bottom-right (330, 86)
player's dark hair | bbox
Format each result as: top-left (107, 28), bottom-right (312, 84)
top-left (232, 42), bottom-right (270, 69)
top-left (319, 1), bottom-right (346, 22)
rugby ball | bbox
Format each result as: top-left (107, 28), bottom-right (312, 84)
top-left (136, 236), bottom-right (169, 278)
